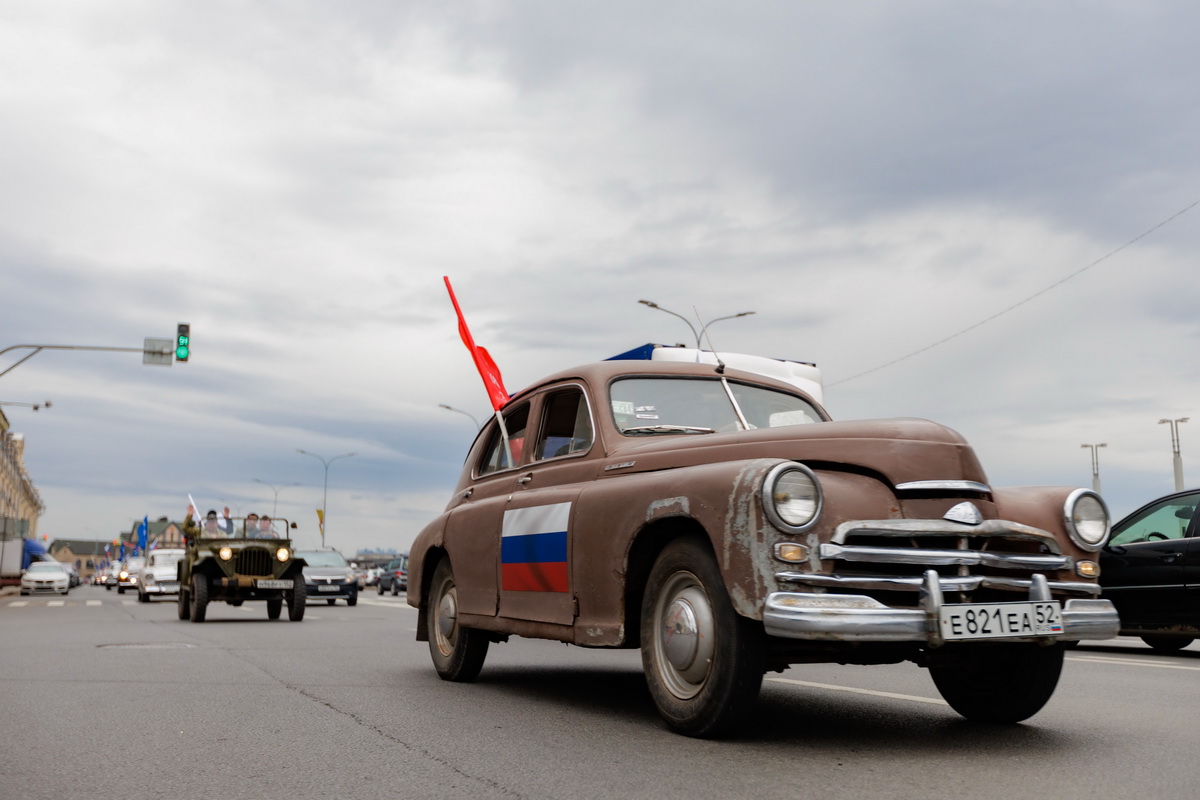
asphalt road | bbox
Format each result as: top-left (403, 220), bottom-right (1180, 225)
top-left (2, 583), bottom-right (1196, 800)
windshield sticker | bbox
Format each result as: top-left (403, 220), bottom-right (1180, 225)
top-left (635, 413), bottom-right (659, 419)
top-left (612, 400), bottom-right (635, 416)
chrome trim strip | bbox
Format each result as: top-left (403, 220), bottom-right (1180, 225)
top-left (762, 592), bottom-right (1119, 642)
top-left (831, 519), bottom-right (1060, 549)
top-left (774, 571), bottom-right (1102, 596)
top-left (819, 542), bottom-right (1071, 570)
top-left (895, 480), bottom-right (991, 493)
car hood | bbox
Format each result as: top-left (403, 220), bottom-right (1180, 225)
top-left (604, 418), bottom-right (989, 487)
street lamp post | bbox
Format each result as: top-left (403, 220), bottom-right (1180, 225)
top-left (296, 450), bottom-right (357, 548)
top-left (1158, 417), bottom-right (1190, 491)
top-left (638, 300), bottom-right (755, 348)
top-left (438, 404), bottom-right (482, 429)
top-left (1080, 443), bottom-right (1107, 493)
top-left (253, 478), bottom-right (300, 518)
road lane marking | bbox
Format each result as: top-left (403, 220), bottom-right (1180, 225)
top-left (47, 601), bottom-right (65, 607)
top-left (359, 598), bottom-right (415, 609)
top-left (8, 601), bottom-right (29, 607)
top-left (86, 601), bottom-right (102, 606)
top-left (1068, 654), bottom-right (1200, 672)
top-left (766, 677), bottom-right (948, 706)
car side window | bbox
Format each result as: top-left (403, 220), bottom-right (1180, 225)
top-left (477, 403), bottom-right (530, 475)
top-left (1108, 494), bottom-right (1198, 546)
top-left (535, 387), bottom-right (593, 460)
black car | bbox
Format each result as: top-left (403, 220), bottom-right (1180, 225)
top-left (1100, 489), bottom-right (1199, 652)
top-left (297, 549), bottom-right (359, 606)
top-left (376, 554), bottom-right (408, 596)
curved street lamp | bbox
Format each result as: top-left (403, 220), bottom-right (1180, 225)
top-left (1080, 443), bottom-right (1107, 493)
top-left (638, 300), bottom-right (755, 348)
top-left (438, 403), bottom-right (482, 429)
top-left (296, 450), bottom-right (357, 547)
top-left (253, 478), bottom-right (301, 518)
top-left (1158, 417), bottom-right (1190, 491)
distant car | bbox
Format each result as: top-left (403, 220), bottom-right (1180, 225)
top-left (298, 549), bottom-right (358, 606)
top-left (63, 564), bottom-right (81, 588)
top-left (136, 549), bottom-right (186, 602)
top-left (377, 555), bottom-right (408, 596)
top-left (1100, 489), bottom-right (1200, 652)
top-left (20, 561), bottom-right (71, 596)
top-left (364, 567), bottom-right (382, 587)
top-left (116, 557), bottom-right (146, 594)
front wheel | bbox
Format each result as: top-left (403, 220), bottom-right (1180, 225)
top-left (267, 597), bottom-right (283, 620)
top-left (930, 643), bottom-right (1064, 722)
top-left (347, 590), bottom-right (358, 607)
top-left (286, 576), bottom-right (306, 621)
top-left (177, 589), bottom-right (189, 620)
top-left (640, 538), bottom-right (765, 738)
top-left (1141, 635), bottom-right (1194, 652)
top-left (189, 573), bottom-right (209, 623)
top-left (427, 559), bottom-right (489, 681)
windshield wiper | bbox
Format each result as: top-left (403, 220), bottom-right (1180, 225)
top-left (623, 424), bottom-right (716, 435)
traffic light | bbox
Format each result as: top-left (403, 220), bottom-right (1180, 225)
top-left (175, 323), bottom-right (191, 362)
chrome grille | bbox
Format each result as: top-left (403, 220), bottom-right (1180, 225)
top-left (235, 548), bottom-right (273, 576)
top-left (776, 519), bottom-right (1100, 599)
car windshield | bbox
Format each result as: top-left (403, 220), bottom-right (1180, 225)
top-left (27, 562), bottom-right (65, 573)
top-left (610, 377), bottom-right (823, 435)
top-left (149, 553), bottom-right (183, 568)
top-left (299, 551), bottom-right (348, 568)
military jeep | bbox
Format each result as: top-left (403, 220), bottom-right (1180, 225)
top-left (177, 518), bottom-right (307, 622)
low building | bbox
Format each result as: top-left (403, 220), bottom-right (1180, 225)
top-left (48, 540), bottom-right (109, 582)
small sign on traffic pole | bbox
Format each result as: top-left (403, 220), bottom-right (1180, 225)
top-left (143, 337), bottom-right (174, 366)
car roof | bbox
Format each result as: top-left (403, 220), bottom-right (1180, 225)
top-left (504, 359), bottom-right (823, 409)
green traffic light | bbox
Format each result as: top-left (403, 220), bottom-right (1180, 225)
top-left (175, 345), bottom-right (190, 360)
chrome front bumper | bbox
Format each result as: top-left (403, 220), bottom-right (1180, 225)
top-left (763, 570), bottom-right (1120, 645)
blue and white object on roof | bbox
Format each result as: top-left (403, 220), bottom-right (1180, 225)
top-left (607, 344), bottom-right (824, 404)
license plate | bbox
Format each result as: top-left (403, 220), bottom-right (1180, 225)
top-left (256, 579), bottom-right (293, 589)
top-left (938, 601), bottom-right (1063, 640)
top-left (317, 585), bottom-right (339, 592)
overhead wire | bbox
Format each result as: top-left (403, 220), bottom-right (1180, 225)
top-left (828, 197), bottom-right (1200, 387)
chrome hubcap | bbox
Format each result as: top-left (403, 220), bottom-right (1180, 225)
top-left (655, 572), bottom-right (715, 699)
top-left (435, 586), bottom-right (458, 656)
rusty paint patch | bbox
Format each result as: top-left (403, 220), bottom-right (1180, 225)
top-left (646, 496), bottom-right (689, 519)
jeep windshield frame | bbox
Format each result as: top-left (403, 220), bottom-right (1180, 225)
top-left (609, 376), bottom-right (824, 436)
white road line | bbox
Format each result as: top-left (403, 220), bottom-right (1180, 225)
top-left (1068, 654), bottom-right (1200, 672)
top-left (47, 601), bottom-right (65, 607)
top-left (766, 677), bottom-right (948, 706)
top-left (8, 601), bottom-right (29, 607)
top-left (86, 601), bottom-right (102, 606)
top-left (358, 598), bottom-right (415, 609)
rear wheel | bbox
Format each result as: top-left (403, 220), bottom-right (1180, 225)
top-left (930, 643), bottom-right (1064, 722)
top-left (427, 559), bottom-right (489, 681)
top-left (1141, 635), bottom-right (1194, 652)
top-left (641, 538), bottom-right (765, 738)
top-left (267, 597), bottom-right (283, 620)
top-left (188, 573), bottom-right (208, 623)
top-left (391, 581), bottom-right (400, 596)
top-left (286, 576), bottom-right (306, 621)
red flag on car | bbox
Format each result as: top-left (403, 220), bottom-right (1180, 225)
top-left (444, 276), bottom-right (509, 410)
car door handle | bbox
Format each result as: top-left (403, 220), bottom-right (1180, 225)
top-left (516, 473), bottom-right (533, 485)
top-left (1159, 552), bottom-right (1182, 562)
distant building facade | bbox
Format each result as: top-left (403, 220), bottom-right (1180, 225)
top-left (0, 409), bottom-right (43, 540)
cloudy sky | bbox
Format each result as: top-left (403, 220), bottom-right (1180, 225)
top-left (2, 1), bottom-right (1197, 555)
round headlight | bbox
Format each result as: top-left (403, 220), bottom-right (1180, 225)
top-left (1065, 489), bottom-right (1109, 551)
top-left (218, 547), bottom-right (233, 561)
top-left (276, 548), bottom-right (290, 562)
top-left (762, 462), bottom-right (822, 532)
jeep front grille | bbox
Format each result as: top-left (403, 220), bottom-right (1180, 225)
top-left (775, 518), bottom-right (1100, 600)
top-left (235, 548), bottom-right (273, 576)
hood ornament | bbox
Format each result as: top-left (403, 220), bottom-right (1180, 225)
top-left (944, 501), bottom-right (983, 526)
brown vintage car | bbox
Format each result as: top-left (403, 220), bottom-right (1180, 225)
top-left (408, 352), bottom-right (1119, 737)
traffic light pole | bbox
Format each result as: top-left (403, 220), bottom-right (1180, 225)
top-left (0, 342), bottom-right (173, 379)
